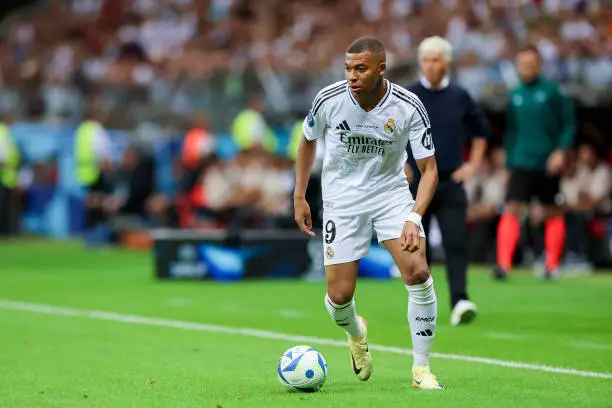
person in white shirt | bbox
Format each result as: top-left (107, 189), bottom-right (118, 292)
top-left (293, 37), bottom-right (441, 390)
top-left (561, 143), bottom-right (612, 265)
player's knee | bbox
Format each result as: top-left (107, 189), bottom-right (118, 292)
top-left (326, 278), bottom-right (354, 305)
top-left (326, 290), bottom-right (353, 306)
top-left (403, 266), bottom-right (431, 286)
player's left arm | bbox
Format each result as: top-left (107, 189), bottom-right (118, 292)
top-left (401, 154), bottom-right (438, 253)
top-left (452, 90), bottom-right (489, 182)
top-left (402, 106), bottom-right (438, 252)
top-left (548, 85), bottom-right (576, 175)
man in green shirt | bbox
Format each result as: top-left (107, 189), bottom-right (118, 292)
top-left (494, 45), bottom-right (576, 281)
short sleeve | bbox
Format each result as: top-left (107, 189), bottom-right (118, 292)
top-left (302, 99), bottom-right (328, 141)
top-left (407, 103), bottom-right (435, 160)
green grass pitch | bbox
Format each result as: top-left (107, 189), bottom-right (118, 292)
top-left (0, 240), bottom-right (611, 407)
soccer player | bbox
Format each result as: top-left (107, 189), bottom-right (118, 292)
top-left (494, 45), bottom-right (576, 281)
top-left (405, 36), bottom-right (489, 326)
top-left (294, 37), bottom-right (442, 390)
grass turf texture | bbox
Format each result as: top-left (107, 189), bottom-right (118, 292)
top-left (0, 240), bottom-right (611, 407)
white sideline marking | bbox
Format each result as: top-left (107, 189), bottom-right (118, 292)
top-left (0, 299), bottom-right (611, 380)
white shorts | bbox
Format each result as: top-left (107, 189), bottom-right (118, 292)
top-left (322, 201), bottom-right (426, 266)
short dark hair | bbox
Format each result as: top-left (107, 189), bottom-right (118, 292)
top-left (346, 36), bottom-right (386, 59)
top-left (517, 44), bottom-right (541, 59)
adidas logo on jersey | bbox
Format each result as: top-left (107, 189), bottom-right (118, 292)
top-left (416, 329), bottom-right (434, 337)
top-left (335, 120), bottom-right (351, 131)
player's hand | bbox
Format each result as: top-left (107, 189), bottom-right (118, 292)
top-left (547, 150), bottom-right (565, 175)
top-left (294, 196), bottom-right (315, 237)
top-left (401, 221), bottom-right (420, 253)
top-left (451, 161), bottom-right (479, 183)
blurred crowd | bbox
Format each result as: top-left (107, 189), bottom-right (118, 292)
top-left (1, 0), bottom-right (611, 128)
top-left (79, 107), bottom-right (300, 248)
top-left (2, 0), bottom-right (612, 268)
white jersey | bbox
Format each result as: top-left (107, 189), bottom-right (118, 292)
top-left (302, 79), bottom-right (434, 216)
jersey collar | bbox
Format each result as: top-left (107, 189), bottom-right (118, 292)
top-left (348, 79), bottom-right (392, 111)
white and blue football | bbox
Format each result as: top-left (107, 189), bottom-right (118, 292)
top-left (277, 345), bottom-right (327, 392)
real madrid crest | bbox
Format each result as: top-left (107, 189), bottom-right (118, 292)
top-left (326, 245), bottom-right (334, 259)
top-left (384, 118), bottom-right (396, 134)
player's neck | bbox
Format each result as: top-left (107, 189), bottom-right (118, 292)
top-left (356, 78), bottom-right (387, 112)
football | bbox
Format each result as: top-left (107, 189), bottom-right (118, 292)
top-left (277, 345), bottom-right (327, 392)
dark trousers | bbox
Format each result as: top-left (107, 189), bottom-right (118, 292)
top-left (565, 211), bottom-right (588, 256)
top-left (468, 217), bottom-right (499, 264)
top-left (411, 179), bottom-right (469, 308)
top-left (0, 185), bottom-right (21, 237)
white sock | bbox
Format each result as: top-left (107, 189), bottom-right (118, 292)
top-left (324, 294), bottom-right (364, 339)
top-left (406, 277), bottom-right (437, 367)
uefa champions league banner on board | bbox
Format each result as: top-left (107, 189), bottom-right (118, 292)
top-left (153, 229), bottom-right (398, 281)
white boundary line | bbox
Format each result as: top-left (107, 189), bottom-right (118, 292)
top-left (1, 299), bottom-right (611, 380)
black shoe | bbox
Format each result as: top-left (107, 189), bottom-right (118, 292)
top-left (492, 265), bottom-right (508, 281)
top-left (544, 268), bottom-right (560, 281)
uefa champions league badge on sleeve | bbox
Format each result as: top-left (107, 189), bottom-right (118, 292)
top-left (326, 245), bottom-right (334, 260)
top-left (307, 110), bottom-right (315, 127)
top-left (383, 118), bottom-right (396, 134)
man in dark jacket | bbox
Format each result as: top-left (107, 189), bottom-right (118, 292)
top-left (406, 36), bottom-right (489, 326)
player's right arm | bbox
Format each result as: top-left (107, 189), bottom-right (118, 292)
top-left (403, 98), bottom-right (438, 252)
top-left (294, 104), bottom-right (327, 237)
top-left (294, 135), bottom-right (317, 237)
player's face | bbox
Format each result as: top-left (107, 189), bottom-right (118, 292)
top-left (516, 51), bottom-right (541, 84)
top-left (345, 51), bottom-right (385, 97)
top-left (419, 51), bottom-right (447, 86)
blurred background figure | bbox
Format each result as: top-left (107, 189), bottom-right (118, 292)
top-left (108, 143), bottom-right (156, 229)
top-left (231, 97), bottom-right (277, 155)
top-left (75, 105), bottom-right (114, 247)
top-left (0, 117), bottom-right (22, 237)
top-left (494, 45), bottom-right (576, 281)
top-left (465, 147), bottom-right (508, 264)
top-left (174, 113), bottom-right (222, 229)
top-left (561, 143), bottom-right (612, 272)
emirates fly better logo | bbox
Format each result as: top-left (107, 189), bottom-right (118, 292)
top-left (336, 120), bottom-right (393, 156)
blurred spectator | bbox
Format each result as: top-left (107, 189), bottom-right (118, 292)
top-left (465, 147), bottom-right (508, 263)
top-left (76, 105), bottom-right (115, 246)
top-left (0, 117), bottom-right (22, 237)
top-left (231, 97), bottom-right (277, 154)
top-left (561, 143), bottom-right (612, 267)
top-left (83, 140), bottom-right (157, 245)
top-left (174, 113), bottom-right (224, 229)
top-left (110, 144), bottom-right (156, 222)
